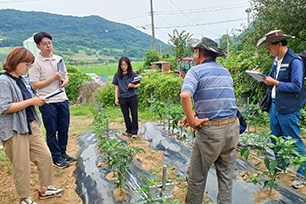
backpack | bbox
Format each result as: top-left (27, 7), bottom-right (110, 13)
top-left (236, 109), bottom-right (247, 134)
top-left (298, 50), bottom-right (306, 104)
top-left (298, 50), bottom-right (306, 64)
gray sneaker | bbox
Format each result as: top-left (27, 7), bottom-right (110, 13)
top-left (292, 176), bottom-right (305, 189)
top-left (20, 197), bottom-right (37, 204)
top-left (122, 131), bottom-right (132, 136)
top-left (38, 185), bottom-right (64, 199)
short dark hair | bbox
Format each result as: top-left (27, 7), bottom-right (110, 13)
top-left (272, 39), bottom-right (287, 46)
top-left (199, 48), bottom-right (218, 59)
top-left (3, 47), bottom-right (35, 72)
top-left (33, 32), bottom-right (52, 44)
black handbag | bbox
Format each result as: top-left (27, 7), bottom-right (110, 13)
top-left (259, 94), bottom-right (272, 112)
top-left (236, 109), bottom-right (247, 134)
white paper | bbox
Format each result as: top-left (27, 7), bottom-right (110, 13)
top-left (132, 76), bottom-right (142, 83)
top-left (245, 70), bottom-right (265, 82)
top-left (44, 89), bottom-right (64, 99)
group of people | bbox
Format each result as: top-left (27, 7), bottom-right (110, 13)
top-left (180, 29), bottom-right (306, 204)
top-left (0, 28), bottom-right (306, 204)
top-left (0, 32), bottom-right (75, 204)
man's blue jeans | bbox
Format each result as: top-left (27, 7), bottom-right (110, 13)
top-left (270, 102), bottom-right (306, 176)
top-left (39, 100), bottom-right (70, 162)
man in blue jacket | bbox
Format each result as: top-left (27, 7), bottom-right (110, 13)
top-left (257, 29), bottom-right (306, 188)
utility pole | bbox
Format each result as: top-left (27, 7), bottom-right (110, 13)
top-left (227, 29), bottom-right (229, 57)
top-left (245, 8), bottom-right (251, 28)
top-left (150, 0), bottom-right (156, 50)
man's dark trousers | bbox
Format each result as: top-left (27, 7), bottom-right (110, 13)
top-left (39, 100), bottom-right (70, 162)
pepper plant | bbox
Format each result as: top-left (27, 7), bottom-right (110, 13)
top-left (240, 131), bottom-right (271, 164)
top-left (291, 154), bottom-right (306, 177)
top-left (240, 132), bottom-right (300, 195)
top-left (99, 138), bottom-right (145, 193)
top-left (151, 101), bottom-right (167, 124)
top-left (262, 135), bottom-right (297, 194)
top-left (244, 103), bottom-right (269, 132)
top-left (93, 109), bottom-right (109, 138)
top-left (167, 104), bottom-right (185, 134)
top-left (136, 178), bottom-right (181, 204)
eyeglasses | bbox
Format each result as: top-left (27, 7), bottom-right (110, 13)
top-left (24, 63), bottom-right (32, 68)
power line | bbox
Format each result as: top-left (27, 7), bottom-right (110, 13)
top-left (167, 0), bottom-right (217, 35)
top-left (155, 18), bottom-right (247, 29)
top-left (155, 4), bottom-right (249, 15)
top-left (0, 0), bottom-right (39, 3)
top-left (114, 12), bottom-right (150, 21)
top-left (113, 3), bottom-right (249, 22)
top-left (155, 14), bottom-right (174, 27)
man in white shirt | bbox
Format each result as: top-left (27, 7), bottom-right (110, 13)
top-left (29, 32), bottom-right (75, 169)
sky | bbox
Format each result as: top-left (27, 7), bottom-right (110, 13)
top-left (0, 0), bottom-right (252, 44)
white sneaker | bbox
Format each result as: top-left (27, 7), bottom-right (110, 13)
top-left (20, 197), bottom-right (37, 204)
top-left (132, 135), bottom-right (137, 138)
top-left (292, 176), bottom-right (305, 189)
top-left (38, 185), bottom-right (64, 199)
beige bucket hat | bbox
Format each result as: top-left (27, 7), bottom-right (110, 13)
top-left (257, 30), bottom-right (295, 46)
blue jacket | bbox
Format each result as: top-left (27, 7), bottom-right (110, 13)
top-left (267, 49), bottom-right (306, 114)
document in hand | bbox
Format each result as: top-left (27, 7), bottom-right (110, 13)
top-left (57, 58), bottom-right (65, 85)
top-left (44, 89), bottom-right (64, 99)
top-left (131, 76), bottom-right (143, 85)
top-left (245, 70), bottom-right (267, 82)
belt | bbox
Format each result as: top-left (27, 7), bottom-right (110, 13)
top-left (199, 116), bottom-right (237, 127)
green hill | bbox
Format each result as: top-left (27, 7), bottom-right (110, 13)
top-left (0, 9), bottom-right (168, 60)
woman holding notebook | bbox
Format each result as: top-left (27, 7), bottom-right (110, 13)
top-left (112, 56), bottom-right (140, 138)
top-left (0, 47), bottom-right (63, 204)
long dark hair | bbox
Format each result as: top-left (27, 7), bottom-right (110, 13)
top-left (117, 56), bottom-right (133, 78)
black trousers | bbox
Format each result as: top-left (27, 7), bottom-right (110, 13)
top-left (119, 95), bottom-right (138, 135)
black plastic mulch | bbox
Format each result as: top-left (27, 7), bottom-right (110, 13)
top-left (74, 122), bottom-right (306, 204)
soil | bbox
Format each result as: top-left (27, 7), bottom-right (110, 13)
top-left (113, 188), bottom-right (129, 201)
top-left (0, 115), bottom-right (92, 204)
top-left (254, 189), bottom-right (279, 204)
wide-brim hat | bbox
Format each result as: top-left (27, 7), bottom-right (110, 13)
top-left (188, 37), bottom-right (227, 57)
top-left (256, 30), bottom-right (295, 46)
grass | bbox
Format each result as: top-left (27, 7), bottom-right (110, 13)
top-left (0, 47), bottom-right (13, 54)
top-left (74, 61), bottom-right (144, 81)
top-left (70, 104), bottom-right (95, 117)
top-left (0, 149), bottom-right (8, 162)
top-left (103, 105), bottom-right (158, 123)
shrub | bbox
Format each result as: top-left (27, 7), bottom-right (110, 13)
top-left (94, 72), bottom-right (181, 109)
top-left (66, 66), bottom-right (92, 102)
top-left (144, 50), bottom-right (160, 67)
top-left (160, 57), bottom-right (177, 70)
top-left (138, 72), bottom-right (181, 108)
top-left (94, 83), bottom-right (115, 107)
top-left (66, 65), bottom-right (80, 73)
